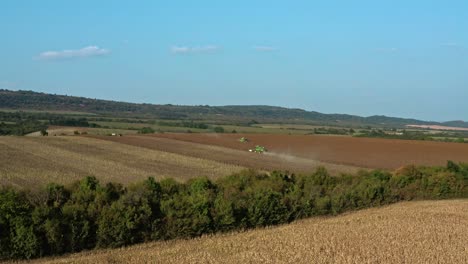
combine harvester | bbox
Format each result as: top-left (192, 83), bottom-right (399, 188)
top-left (238, 137), bottom-right (266, 153)
top-left (239, 137), bottom-right (249, 143)
top-left (249, 145), bottom-right (267, 153)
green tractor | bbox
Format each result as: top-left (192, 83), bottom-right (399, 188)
top-left (249, 145), bottom-right (267, 153)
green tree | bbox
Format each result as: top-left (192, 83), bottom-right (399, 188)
top-left (138, 127), bottom-right (155, 134)
top-left (96, 197), bottom-right (152, 248)
top-left (40, 129), bottom-right (48, 136)
top-left (247, 190), bottom-right (287, 227)
top-left (213, 126), bottom-right (225, 133)
top-left (0, 189), bottom-right (38, 259)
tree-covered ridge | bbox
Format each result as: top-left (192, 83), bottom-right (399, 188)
top-left (0, 121), bottom-right (47, 136)
top-left (3, 89), bottom-right (465, 127)
top-left (0, 111), bottom-right (100, 135)
top-left (1, 162), bottom-right (467, 260)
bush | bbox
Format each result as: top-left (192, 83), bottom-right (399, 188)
top-left (213, 126), bottom-right (224, 133)
top-left (137, 127), bottom-right (155, 134)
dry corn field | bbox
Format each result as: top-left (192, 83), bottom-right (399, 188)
top-left (16, 199), bottom-right (468, 264)
top-left (0, 136), bottom-right (243, 188)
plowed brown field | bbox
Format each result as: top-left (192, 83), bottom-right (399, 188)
top-left (148, 133), bottom-right (468, 169)
top-left (89, 135), bottom-right (362, 175)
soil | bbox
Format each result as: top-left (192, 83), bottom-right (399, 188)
top-left (89, 134), bottom-right (363, 175)
top-left (147, 133), bottom-right (468, 169)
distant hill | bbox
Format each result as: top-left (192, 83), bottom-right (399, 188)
top-left (1, 89), bottom-right (465, 128)
top-left (441, 120), bottom-right (468, 128)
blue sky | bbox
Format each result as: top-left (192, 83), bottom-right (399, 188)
top-left (1, 1), bottom-right (467, 121)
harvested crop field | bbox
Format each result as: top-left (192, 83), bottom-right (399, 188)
top-left (90, 135), bottom-right (362, 175)
top-left (21, 199), bottom-right (468, 264)
top-left (0, 136), bottom-right (242, 188)
top-left (150, 133), bottom-right (468, 169)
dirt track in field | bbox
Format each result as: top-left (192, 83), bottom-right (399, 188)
top-left (89, 135), bottom-right (363, 175)
top-left (146, 133), bottom-right (468, 169)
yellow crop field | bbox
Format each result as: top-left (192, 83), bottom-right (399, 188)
top-left (0, 136), bottom-right (244, 188)
top-left (17, 199), bottom-right (468, 264)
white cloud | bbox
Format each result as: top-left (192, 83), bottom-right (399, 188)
top-left (36, 46), bottom-right (110, 60)
top-left (253, 45), bottom-right (278, 51)
top-left (170, 45), bottom-right (219, 54)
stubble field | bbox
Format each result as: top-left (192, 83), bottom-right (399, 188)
top-left (0, 136), bottom-right (243, 188)
top-left (18, 199), bottom-right (468, 264)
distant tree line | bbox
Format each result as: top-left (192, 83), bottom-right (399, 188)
top-left (1, 162), bottom-right (467, 260)
top-left (310, 127), bottom-right (354, 135)
top-left (49, 117), bottom-right (99, 128)
top-left (0, 112), bottom-right (101, 136)
top-left (0, 121), bottom-right (47, 136)
top-left (137, 127), bottom-right (156, 134)
top-left (158, 121), bottom-right (209, 129)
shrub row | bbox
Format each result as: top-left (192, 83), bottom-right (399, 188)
top-left (1, 162), bottom-right (467, 259)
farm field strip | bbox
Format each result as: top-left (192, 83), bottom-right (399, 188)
top-left (92, 121), bottom-right (208, 133)
top-left (90, 134), bottom-right (363, 175)
top-left (21, 200), bottom-right (468, 264)
top-left (45, 126), bottom-right (138, 136)
top-left (152, 133), bottom-right (468, 169)
top-left (407, 124), bottom-right (468, 132)
top-left (254, 123), bottom-right (340, 130)
top-left (0, 136), bottom-right (243, 187)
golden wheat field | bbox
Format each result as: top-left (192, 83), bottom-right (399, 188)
top-left (0, 136), bottom-right (243, 188)
top-left (16, 200), bottom-right (468, 264)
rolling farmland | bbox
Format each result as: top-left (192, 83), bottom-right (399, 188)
top-left (2, 133), bottom-right (468, 188)
top-left (2, 4), bottom-right (468, 263)
top-left (19, 200), bottom-right (468, 264)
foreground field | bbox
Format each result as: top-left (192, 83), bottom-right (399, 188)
top-left (152, 133), bottom-right (468, 169)
top-left (20, 200), bottom-right (468, 264)
top-left (0, 136), bottom-right (242, 187)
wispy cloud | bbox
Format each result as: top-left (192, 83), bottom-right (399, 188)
top-left (170, 45), bottom-right (219, 54)
top-left (36, 46), bottom-right (110, 60)
top-left (253, 45), bottom-right (278, 52)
